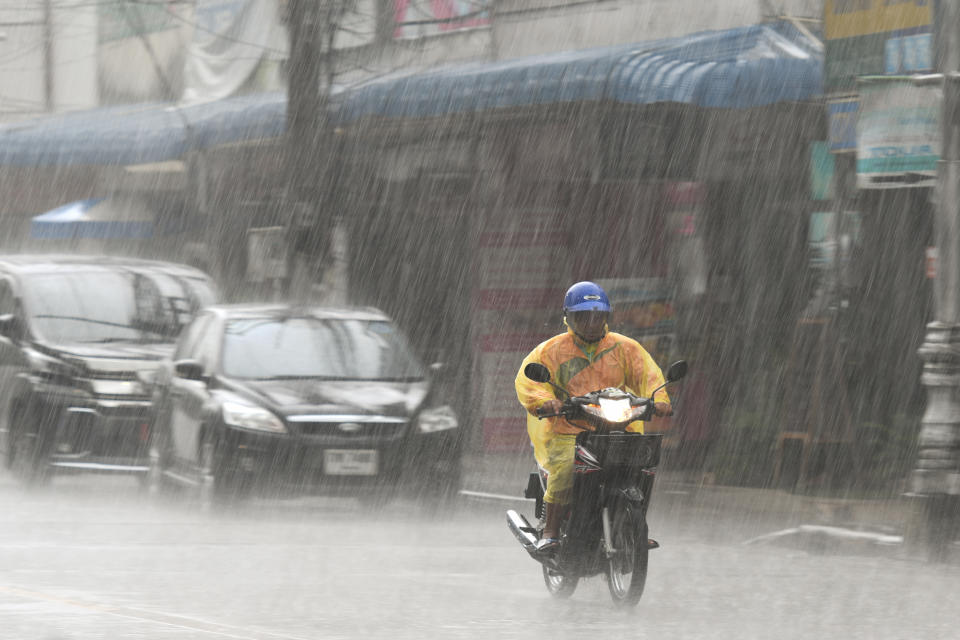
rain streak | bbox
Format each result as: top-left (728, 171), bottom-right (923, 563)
top-left (0, 1), bottom-right (957, 639)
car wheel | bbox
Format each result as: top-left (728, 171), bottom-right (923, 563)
top-left (415, 461), bottom-right (462, 514)
top-left (198, 436), bottom-right (248, 511)
top-left (8, 408), bottom-right (52, 487)
top-left (142, 426), bottom-right (171, 496)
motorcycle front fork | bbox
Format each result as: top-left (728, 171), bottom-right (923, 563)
top-left (601, 506), bottom-right (616, 558)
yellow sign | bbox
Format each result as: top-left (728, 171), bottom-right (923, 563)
top-left (825, 0), bottom-right (932, 40)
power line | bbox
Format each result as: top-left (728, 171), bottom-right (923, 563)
top-left (128, 0), bottom-right (286, 56)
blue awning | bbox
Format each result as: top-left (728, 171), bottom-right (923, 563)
top-left (31, 196), bottom-right (166, 239)
top-left (0, 92), bottom-right (286, 167)
top-left (0, 22), bottom-right (820, 168)
top-left (333, 21), bottom-right (822, 122)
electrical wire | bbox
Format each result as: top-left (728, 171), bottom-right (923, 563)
top-left (128, 0), bottom-right (286, 55)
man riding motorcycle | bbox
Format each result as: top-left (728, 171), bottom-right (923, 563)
top-left (514, 281), bottom-right (672, 552)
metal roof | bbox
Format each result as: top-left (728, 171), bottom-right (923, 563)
top-left (333, 21), bottom-right (823, 121)
top-left (0, 21), bottom-right (821, 168)
top-left (0, 254), bottom-right (212, 278)
top-left (210, 304), bottom-right (391, 321)
top-left (0, 92), bottom-right (286, 167)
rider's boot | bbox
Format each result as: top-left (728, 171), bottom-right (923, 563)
top-left (535, 501), bottom-right (563, 553)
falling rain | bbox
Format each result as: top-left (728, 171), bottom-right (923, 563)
top-left (0, 0), bottom-right (957, 638)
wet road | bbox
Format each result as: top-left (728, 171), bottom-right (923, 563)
top-left (0, 473), bottom-right (957, 640)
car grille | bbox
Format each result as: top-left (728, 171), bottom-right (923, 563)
top-left (290, 420), bottom-right (408, 441)
top-left (82, 371), bottom-right (152, 401)
top-left (54, 406), bottom-right (151, 458)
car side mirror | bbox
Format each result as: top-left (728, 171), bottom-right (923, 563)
top-left (524, 362), bottom-right (551, 383)
top-left (666, 360), bottom-right (688, 383)
top-left (0, 313), bottom-right (22, 340)
top-left (174, 359), bottom-right (207, 382)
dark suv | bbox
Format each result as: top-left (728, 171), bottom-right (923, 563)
top-left (147, 304), bottom-right (462, 506)
top-left (0, 255), bottom-right (217, 484)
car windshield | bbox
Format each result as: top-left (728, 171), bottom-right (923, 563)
top-left (22, 270), bottom-right (214, 344)
top-left (221, 316), bottom-right (426, 381)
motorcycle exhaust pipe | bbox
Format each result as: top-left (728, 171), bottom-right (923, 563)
top-left (506, 509), bottom-right (539, 552)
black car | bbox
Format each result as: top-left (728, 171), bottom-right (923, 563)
top-left (0, 255), bottom-right (217, 484)
top-left (147, 304), bottom-right (462, 505)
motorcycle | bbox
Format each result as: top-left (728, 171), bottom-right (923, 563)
top-left (506, 359), bottom-right (687, 606)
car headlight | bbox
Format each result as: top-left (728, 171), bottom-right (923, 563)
top-left (26, 350), bottom-right (83, 385)
top-left (417, 405), bottom-right (458, 433)
top-left (222, 401), bottom-right (286, 433)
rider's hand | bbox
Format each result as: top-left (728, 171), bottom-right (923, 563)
top-left (653, 402), bottom-right (673, 417)
top-left (537, 399), bottom-right (563, 417)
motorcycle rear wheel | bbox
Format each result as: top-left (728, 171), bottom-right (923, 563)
top-left (606, 502), bottom-right (649, 607)
top-left (542, 565), bottom-right (579, 598)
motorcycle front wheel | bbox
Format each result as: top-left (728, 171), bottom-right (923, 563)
top-left (542, 565), bottom-right (579, 599)
top-left (606, 501), bottom-right (649, 607)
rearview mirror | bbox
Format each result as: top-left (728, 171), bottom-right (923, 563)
top-left (666, 360), bottom-right (688, 383)
top-left (0, 314), bottom-right (21, 340)
top-left (174, 359), bottom-right (206, 382)
top-left (524, 363), bottom-right (551, 383)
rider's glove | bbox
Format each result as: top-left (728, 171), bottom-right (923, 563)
top-left (536, 399), bottom-right (563, 417)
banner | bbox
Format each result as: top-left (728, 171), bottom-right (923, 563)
top-left (394, 0), bottom-right (490, 39)
top-left (181, 0), bottom-right (285, 105)
top-left (856, 79), bottom-right (940, 189)
top-left (98, 2), bottom-right (187, 101)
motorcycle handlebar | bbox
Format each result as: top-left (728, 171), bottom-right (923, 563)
top-left (534, 398), bottom-right (670, 420)
top-left (535, 406), bottom-right (565, 419)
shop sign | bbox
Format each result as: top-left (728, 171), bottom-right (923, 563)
top-left (394, 0), bottom-right (490, 38)
top-left (927, 246), bottom-right (938, 279)
top-left (811, 142), bottom-right (836, 201)
top-left (828, 99), bottom-right (858, 153)
top-left (856, 79), bottom-right (940, 189)
top-left (246, 226), bottom-right (288, 282)
top-left (595, 278), bottom-right (676, 364)
top-left (824, 0), bottom-right (933, 92)
top-left (884, 32), bottom-right (933, 74)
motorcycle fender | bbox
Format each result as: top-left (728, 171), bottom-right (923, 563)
top-left (524, 471), bottom-right (543, 500)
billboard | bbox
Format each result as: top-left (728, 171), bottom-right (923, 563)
top-left (824, 0), bottom-right (933, 92)
top-left (856, 78), bottom-right (940, 189)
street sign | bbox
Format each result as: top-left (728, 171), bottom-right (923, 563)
top-left (828, 99), bottom-right (858, 153)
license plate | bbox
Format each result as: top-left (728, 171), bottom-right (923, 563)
top-left (324, 449), bottom-right (378, 476)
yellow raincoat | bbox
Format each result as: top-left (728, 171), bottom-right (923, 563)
top-left (515, 328), bottom-right (669, 503)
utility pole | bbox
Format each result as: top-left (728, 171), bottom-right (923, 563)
top-left (43, 0), bottom-right (53, 111)
top-left (914, 0), bottom-right (960, 560)
top-left (285, 0), bottom-right (326, 300)
top-left (285, 0), bottom-right (383, 304)
top-left (286, 0), bottom-right (324, 203)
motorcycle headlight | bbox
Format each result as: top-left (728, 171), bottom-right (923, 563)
top-left (417, 405), bottom-right (458, 433)
top-left (598, 397), bottom-right (634, 422)
top-left (222, 401), bottom-right (286, 433)
top-left (582, 398), bottom-right (643, 424)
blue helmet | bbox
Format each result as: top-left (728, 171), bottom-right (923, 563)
top-left (562, 281), bottom-right (611, 313)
